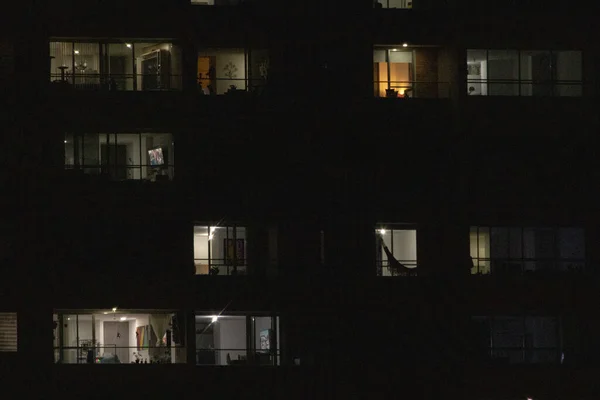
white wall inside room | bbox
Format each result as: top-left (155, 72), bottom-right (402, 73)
top-left (378, 228), bottom-right (417, 276)
top-left (214, 316), bottom-right (246, 365)
top-left (487, 50), bottom-right (519, 96)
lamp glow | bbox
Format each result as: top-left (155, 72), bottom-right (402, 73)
top-left (126, 43), bottom-right (132, 48)
top-left (378, 229), bottom-right (387, 235)
top-left (402, 43), bottom-right (408, 47)
top-left (112, 307), bottom-right (117, 312)
top-left (74, 50), bottom-right (79, 54)
top-left (120, 317), bottom-right (127, 321)
top-left (211, 316), bottom-right (218, 323)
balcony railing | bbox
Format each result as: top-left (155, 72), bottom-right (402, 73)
top-left (197, 78), bottom-right (267, 96)
top-left (196, 349), bottom-right (280, 366)
top-left (194, 259), bottom-right (247, 275)
top-left (374, 81), bottom-right (450, 98)
top-left (373, 0), bottom-right (413, 8)
top-left (467, 79), bottom-right (583, 97)
top-left (471, 258), bottom-right (586, 275)
top-left (486, 348), bottom-right (561, 364)
top-left (377, 261), bottom-right (418, 276)
top-left (54, 345), bottom-right (187, 364)
top-left (50, 73), bottom-right (183, 91)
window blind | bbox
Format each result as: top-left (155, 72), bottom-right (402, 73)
top-left (0, 313), bottom-right (17, 351)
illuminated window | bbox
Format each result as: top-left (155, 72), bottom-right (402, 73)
top-left (375, 225), bottom-right (417, 276)
top-left (194, 224), bottom-right (247, 275)
top-left (470, 226), bottom-right (585, 274)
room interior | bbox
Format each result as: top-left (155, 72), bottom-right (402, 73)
top-left (469, 227), bottom-right (585, 274)
top-left (193, 225), bottom-right (247, 275)
top-left (195, 315), bottom-right (279, 365)
top-left (375, 227), bottom-right (418, 276)
top-left (53, 310), bottom-right (185, 364)
top-left (197, 48), bottom-right (247, 94)
top-left (64, 132), bottom-right (174, 181)
top-left (373, 48), bottom-right (414, 97)
top-left (466, 50), bottom-right (582, 96)
top-left (50, 41), bottom-right (181, 91)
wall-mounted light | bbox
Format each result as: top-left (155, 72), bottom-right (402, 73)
top-left (74, 50), bottom-right (80, 54)
top-left (126, 43), bottom-right (132, 48)
top-left (211, 316), bottom-right (218, 323)
top-left (112, 307), bottom-right (117, 312)
top-left (120, 317), bottom-right (127, 321)
top-left (64, 140), bottom-right (67, 144)
top-left (402, 43), bottom-right (408, 47)
top-left (378, 229), bottom-right (387, 235)
top-left (391, 48), bottom-right (398, 52)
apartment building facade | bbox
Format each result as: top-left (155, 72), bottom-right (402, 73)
top-left (1, 0), bottom-right (599, 399)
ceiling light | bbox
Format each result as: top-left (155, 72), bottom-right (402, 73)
top-left (64, 140), bottom-right (67, 143)
top-left (391, 48), bottom-right (398, 52)
top-left (378, 229), bottom-right (387, 235)
top-left (74, 50), bottom-right (80, 54)
top-left (103, 312), bottom-right (108, 315)
top-left (120, 317), bottom-right (127, 321)
top-left (402, 43), bottom-right (408, 47)
top-left (126, 43), bottom-right (132, 48)
top-left (112, 307), bottom-right (117, 312)
top-left (211, 316), bottom-right (218, 323)
top-left (67, 317), bottom-right (71, 321)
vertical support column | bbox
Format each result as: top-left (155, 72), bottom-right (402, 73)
top-left (181, 39), bottom-right (198, 93)
top-left (185, 310), bottom-right (196, 366)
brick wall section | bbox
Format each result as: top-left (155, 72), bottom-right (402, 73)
top-left (414, 48), bottom-right (438, 98)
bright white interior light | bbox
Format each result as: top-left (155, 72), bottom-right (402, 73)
top-left (120, 317), bottom-right (127, 321)
top-left (112, 307), bottom-right (117, 312)
top-left (379, 229), bottom-right (387, 235)
top-left (74, 50), bottom-right (79, 54)
top-left (103, 312), bottom-right (108, 315)
top-left (392, 48), bottom-right (398, 51)
top-left (64, 140), bottom-right (67, 143)
top-left (211, 316), bottom-right (218, 323)
top-left (126, 43), bottom-right (132, 48)
top-left (402, 43), bottom-right (408, 47)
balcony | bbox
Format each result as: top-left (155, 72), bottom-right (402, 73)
top-left (194, 224), bottom-right (247, 276)
top-left (53, 310), bottom-right (187, 364)
top-left (64, 132), bottom-right (175, 182)
top-left (374, 46), bottom-right (451, 99)
top-left (49, 40), bottom-right (183, 92)
top-left (470, 226), bottom-right (586, 276)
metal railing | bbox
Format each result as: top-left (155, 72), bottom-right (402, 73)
top-left (374, 81), bottom-right (450, 98)
top-left (50, 73), bottom-right (183, 91)
top-left (196, 78), bottom-right (267, 96)
top-left (196, 349), bottom-right (280, 366)
top-left (64, 164), bottom-right (174, 182)
top-left (487, 347), bottom-right (560, 364)
top-left (377, 261), bottom-right (418, 277)
top-left (373, 0), bottom-right (413, 8)
top-left (194, 259), bottom-right (247, 276)
top-left (471, 258), bottom-right (586, 275)
top-left (467, 79), bottom-right (583, 97)
top-left (54, 345), bottom-right (187, 364)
